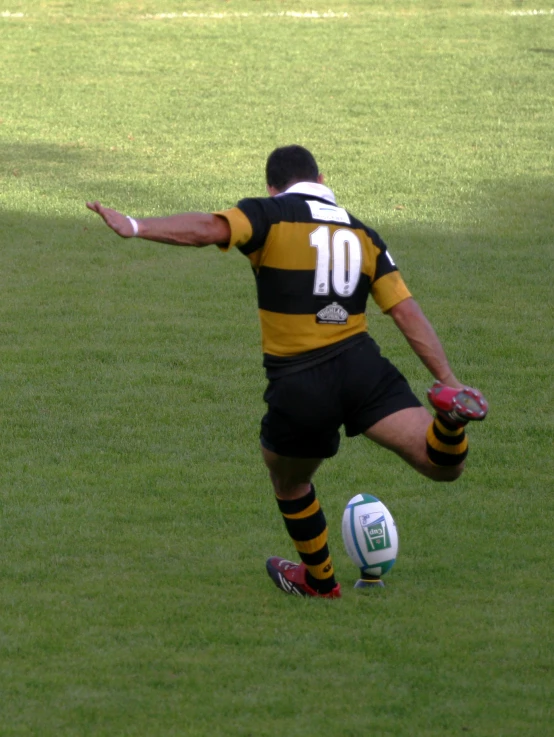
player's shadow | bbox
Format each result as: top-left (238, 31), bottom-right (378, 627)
top-left (2, 154), bottom-right (551, 376)
top-left (0, 140), bottom-right (91, 175)
top-left (0, 140), bottom-right (140, 211)
top-left (1, 173), bottom-right (551, 455)
top-left (0, 140), bottom-right (238, 212)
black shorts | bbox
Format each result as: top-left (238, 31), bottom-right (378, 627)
top-left (260, 336), bottom-right (422, 459)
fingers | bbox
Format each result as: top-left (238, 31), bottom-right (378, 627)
top-left (86, 201), bottom-right (115, 224)
top-left (86, 201), bottom-right (135, 238)
top-left (86, 201), bottom-right (104, 214)
top-left (86, 198), bottom-right (140, 240)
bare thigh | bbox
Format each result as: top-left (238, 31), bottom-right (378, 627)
top-left (364, 406), bottom-right (464, 482)
top-left (261, 446), bottom-right (324, 499)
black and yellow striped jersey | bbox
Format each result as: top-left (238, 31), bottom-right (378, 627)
top-left (215, 183), bottom-right (411, 376)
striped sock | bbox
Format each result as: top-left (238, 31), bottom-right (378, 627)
top-left (426, 415), bottom-right (469, 466)
top-left (275, 485), bottom-right (337, 594)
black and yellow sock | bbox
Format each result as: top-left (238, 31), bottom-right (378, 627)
top-left (276, 485), bottom-right (337, 594)
top-left (426, 416), bottom-right (469, 466)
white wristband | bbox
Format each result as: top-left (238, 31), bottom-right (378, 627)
top-left (126, 216), bottom-right (139, 237)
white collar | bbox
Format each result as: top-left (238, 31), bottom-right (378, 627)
top-left (276, 181), bottom-right (337, 204)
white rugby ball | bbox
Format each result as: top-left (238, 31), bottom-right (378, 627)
top-left (342, 494), bottom-right (398, 577)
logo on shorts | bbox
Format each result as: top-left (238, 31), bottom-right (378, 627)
top-left (316, 302), bottom-right (349, 324)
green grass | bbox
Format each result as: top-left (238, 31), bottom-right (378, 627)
top-left (1, 1), bottom-right (553, 735)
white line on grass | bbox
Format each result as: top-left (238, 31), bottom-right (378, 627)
top-left (506, 9), bottom-right (554, 15)
top-left (140, 11), bottom-right (348, 20)
top-left (4, 8), bottom-right (551, 21)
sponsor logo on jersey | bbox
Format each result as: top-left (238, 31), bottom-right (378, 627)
top-left (359, 513), bottom-right (392, 552)
top-left (307, 200), bottom-right (351, 224)
top-left (316, 302), bottom-right (349, 324)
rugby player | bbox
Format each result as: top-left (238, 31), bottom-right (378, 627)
top-left (87, 145), bottom-right (488, 599)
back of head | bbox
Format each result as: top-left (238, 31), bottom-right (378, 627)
top-left (265, 145), bottom-right (319, 191)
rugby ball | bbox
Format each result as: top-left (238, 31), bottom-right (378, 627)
top-left (342, 494), bottom-right (398, 577)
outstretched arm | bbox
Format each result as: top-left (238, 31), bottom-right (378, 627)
top-left (86, 201), bottom-right (231, 247)
top-left (388, 297), bottom-right (463, 388)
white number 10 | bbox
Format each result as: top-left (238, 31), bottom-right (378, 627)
top-left (310, 225), bottom-right (362, 297)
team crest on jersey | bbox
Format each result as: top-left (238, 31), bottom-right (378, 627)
top-left (316, 302), bottom-right (349, 324)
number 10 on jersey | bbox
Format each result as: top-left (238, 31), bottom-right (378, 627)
top-left (310, 225), bottom-right (362, 298)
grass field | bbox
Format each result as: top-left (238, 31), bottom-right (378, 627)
top-left (1, 1), bottom-right (553, 735)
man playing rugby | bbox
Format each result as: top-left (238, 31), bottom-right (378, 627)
top-left (87, 145), bottom-right (488, 598)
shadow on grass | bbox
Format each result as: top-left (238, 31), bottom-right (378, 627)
top-left (1, 162), bottom-right (552, 307)
top-left (1, 146), bottom-right (552, 390)
top-left (0, 140), bottom-right (92, 175)
top-left (0, 140), bottom-right (247, 211)
top-left (1, 173), bottom-right (551, 430)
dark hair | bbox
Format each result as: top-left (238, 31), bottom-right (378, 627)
top-left (265, 145), bottom-right (319, 190)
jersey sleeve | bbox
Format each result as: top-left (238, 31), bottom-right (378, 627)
top-left (213, 197), bottom-right (272, 254)
top-left (212, 207), bottom-right (253, 252)
top-left (372, 271), bottom-right (412, 312)
top-left (367, 230), bottom-right (412, 312)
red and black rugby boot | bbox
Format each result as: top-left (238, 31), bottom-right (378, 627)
top-left (427, 382), bottom-right (488, 426)
top-left (266, 557), bottom-right (342, 599)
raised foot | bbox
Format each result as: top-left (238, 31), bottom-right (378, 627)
top-left (427, 382), bottom-right (488, 424)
